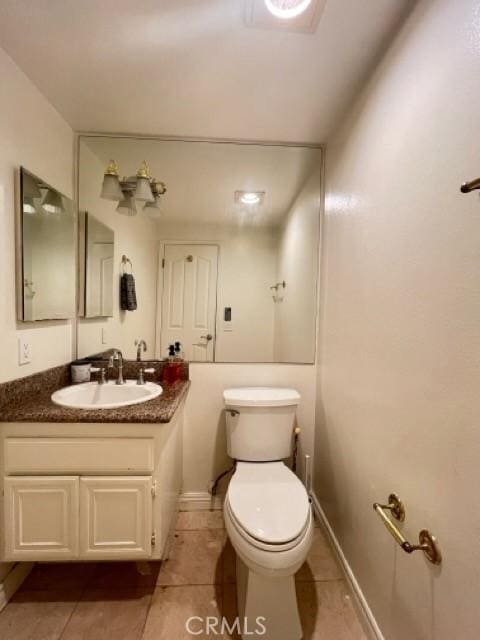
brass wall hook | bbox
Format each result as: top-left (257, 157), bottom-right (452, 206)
top-left (373, 494), bottom-right (442, 565)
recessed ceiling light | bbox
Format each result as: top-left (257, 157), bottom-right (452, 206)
top-left (235, 190), bottom-right (266, 206)
top-left (264, 0), bottom-right (312, 19)
top-left (241, 192), bottom-right (260, 204)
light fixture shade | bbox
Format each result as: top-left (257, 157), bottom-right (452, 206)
top-left (135, 176), bottom-right (154, 202)
top-left (143, 194), bottom-right (162, 217)
top-left (116, 191), bottom-right (137, 216)
top-left (23, 196), bottom-right (37, 214)
top-left (101, 174), bottom-right (124, 201)
top-left (42, 189), bottom-right (64, 214)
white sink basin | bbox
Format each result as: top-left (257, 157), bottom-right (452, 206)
top-left (51, 380), bottom-right (163, 410)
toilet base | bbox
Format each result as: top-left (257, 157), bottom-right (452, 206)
top-left (236, 555), bottom-right (302, 640)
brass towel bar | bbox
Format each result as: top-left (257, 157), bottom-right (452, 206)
top-left (373, 494), bottom-right (442, 565)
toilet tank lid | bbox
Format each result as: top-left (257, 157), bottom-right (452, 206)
top-left (223, 387), bottom-right (301, 407)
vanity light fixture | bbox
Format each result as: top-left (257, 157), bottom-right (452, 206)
top-left (264, 0), bottom-right (312, 19)
top-left (23, 196), bottom-right (37, 214)
top-left (42, 188), bottom-right (64, 214)
top-left (100, 160), bottom-right (167, 217)
top-left (235, 190), bottom-right (266, 206)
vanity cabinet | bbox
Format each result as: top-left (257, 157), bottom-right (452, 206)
top-left (0, 405), bottom-right (184, 563)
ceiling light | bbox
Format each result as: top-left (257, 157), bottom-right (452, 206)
top-left (264, 0), bottom-right (312, 19)
top-left (241, 192), bottom-right (260, 205)
top-left (235, 190), bottom-right (266, 206)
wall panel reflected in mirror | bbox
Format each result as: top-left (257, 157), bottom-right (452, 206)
top-left (17, 167), bottom-right (76, 321)
top-left (77, 137), bottom-right (321, 363)
top-left (79, 212), bottom-right (114, 318)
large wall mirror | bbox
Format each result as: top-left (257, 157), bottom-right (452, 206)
top-left (77, 136), bottom-right (322, 363)
top-left (17, 167), bottom-right (76, 321)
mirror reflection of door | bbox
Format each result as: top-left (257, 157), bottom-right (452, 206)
top-left (87, 244), bottom-right (114, 317)
top-left (161, 244), bottom-right (219, 362)
top-left (84, 213), bottom-right (114, 318)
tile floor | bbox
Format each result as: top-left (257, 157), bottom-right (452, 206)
top-left (0, 510), bottom-right (368, 639)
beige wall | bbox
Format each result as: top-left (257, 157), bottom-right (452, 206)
top-left (274, 169), bottom-right (320, 363)
top-left (77, 142), bottom-right (159, 361)
top-left (0, 47), bottom-right (74, 383)
top-left (183, 363), bottom-right (317, 498)
top-left (314, 1), bottom-right (480, 639)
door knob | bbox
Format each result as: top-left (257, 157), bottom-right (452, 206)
top-left (200, 334), bottom-right (213, 341)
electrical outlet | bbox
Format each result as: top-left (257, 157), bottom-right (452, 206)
top-left (101, 327), bottom-right (107, 345)
top-left (18, 337), bottom-right (31, 365)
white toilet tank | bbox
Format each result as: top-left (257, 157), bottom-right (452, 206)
top-left (223, 387), bottom-right (301, 462)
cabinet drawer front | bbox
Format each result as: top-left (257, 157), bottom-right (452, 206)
top-left (79, 476), bottom-right (152, 560)
top-left (4, 476), bottom-right (79, 561)
top-left (5, 438), bottom-right (154, 475)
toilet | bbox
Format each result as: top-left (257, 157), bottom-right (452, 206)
top-left (223, 387), bottom-right (313, 640)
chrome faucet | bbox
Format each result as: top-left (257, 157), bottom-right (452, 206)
top-left (135, 339), bottom-right (147, 362)
top-left (112, 350), bottom-right (125, 385)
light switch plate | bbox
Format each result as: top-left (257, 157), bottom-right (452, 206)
top-left (101, 327), bottom-right (108, 344)
top-left (18, 337), bottom-right (31, 365)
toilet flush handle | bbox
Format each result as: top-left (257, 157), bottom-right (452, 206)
top-left (224, 408), bottom-right (240, 417)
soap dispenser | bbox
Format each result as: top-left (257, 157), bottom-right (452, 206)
top-left (162, 344), bottom-right (182, 384)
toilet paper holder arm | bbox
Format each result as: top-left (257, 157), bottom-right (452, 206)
top-left (373, 493), bottom-right (442, 565)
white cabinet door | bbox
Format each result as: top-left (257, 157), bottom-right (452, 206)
top-left (4, 476), bottom-right (79, 561)
top-left (79, 476), bottom-right (152, 560)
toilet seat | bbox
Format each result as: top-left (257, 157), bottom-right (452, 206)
top-left (226, 462), bottom-right (310, 547)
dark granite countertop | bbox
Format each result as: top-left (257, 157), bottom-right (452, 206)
top-left (0, 362), bottom-right (190, 424)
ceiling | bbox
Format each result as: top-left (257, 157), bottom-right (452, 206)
top-left (0, 0), bottom-right (411, 143)
top-left (80, 136), bottom-right (322, 226)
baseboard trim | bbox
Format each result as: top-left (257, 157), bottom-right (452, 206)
top-left (179, 491), bottom-right (224, 511)
top-left (310, 493), bottom-right (384, 640)
top-left (0, 562), bottom-right (33, 612)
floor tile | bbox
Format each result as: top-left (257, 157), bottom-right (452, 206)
top-left (296, 527), bottom-right (343, 582)
top-left (222, 583), bottom-right (241, 639)
top-left (297, 580), bottom-right (367, 640)
top-left (20, 563), bottom-right (96, 592)
top-left (88, 561), bottom-right (161, 589)
top-left (0, 590), bottom-right (79, 640)
top-left (222, 538), bottom-right (236, 585)
top-left (60, 588), bottom-right (151, 640)
top-left (176, 510), bottom-right (224, 531)
top-left (157, 530), bottom-right (226, 586)
top-left (142, 585), bottom-right (224, 640)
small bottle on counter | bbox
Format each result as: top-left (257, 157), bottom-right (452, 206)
top-left (162, 344), bottom-right (183, 384)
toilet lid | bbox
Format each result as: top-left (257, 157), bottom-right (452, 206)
top-left (227, 462), bottom-right (310, 545)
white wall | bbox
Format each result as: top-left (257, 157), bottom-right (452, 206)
top-left (0, 46), bottom-right (74, 383)
top-left (183, 363), bottom-right (317, 498)
top-left (274, 169), bottom-right (320, 363)
top-left (315, 1), bottom-right (480, 638)
top-left (77, 142), bottom-right (159, 361)
top-left (157, 221), bottom-right (277, 362)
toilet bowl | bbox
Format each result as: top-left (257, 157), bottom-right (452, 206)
top-left (223, 461), bottom-right (313, 640)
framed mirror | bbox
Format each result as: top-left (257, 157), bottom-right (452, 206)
top-left (77, 136), bottom-right (322, 363)
top-left (79, 212), bottom-right (114, 318)
top-left (17, 167), bottom-right (76, 321)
